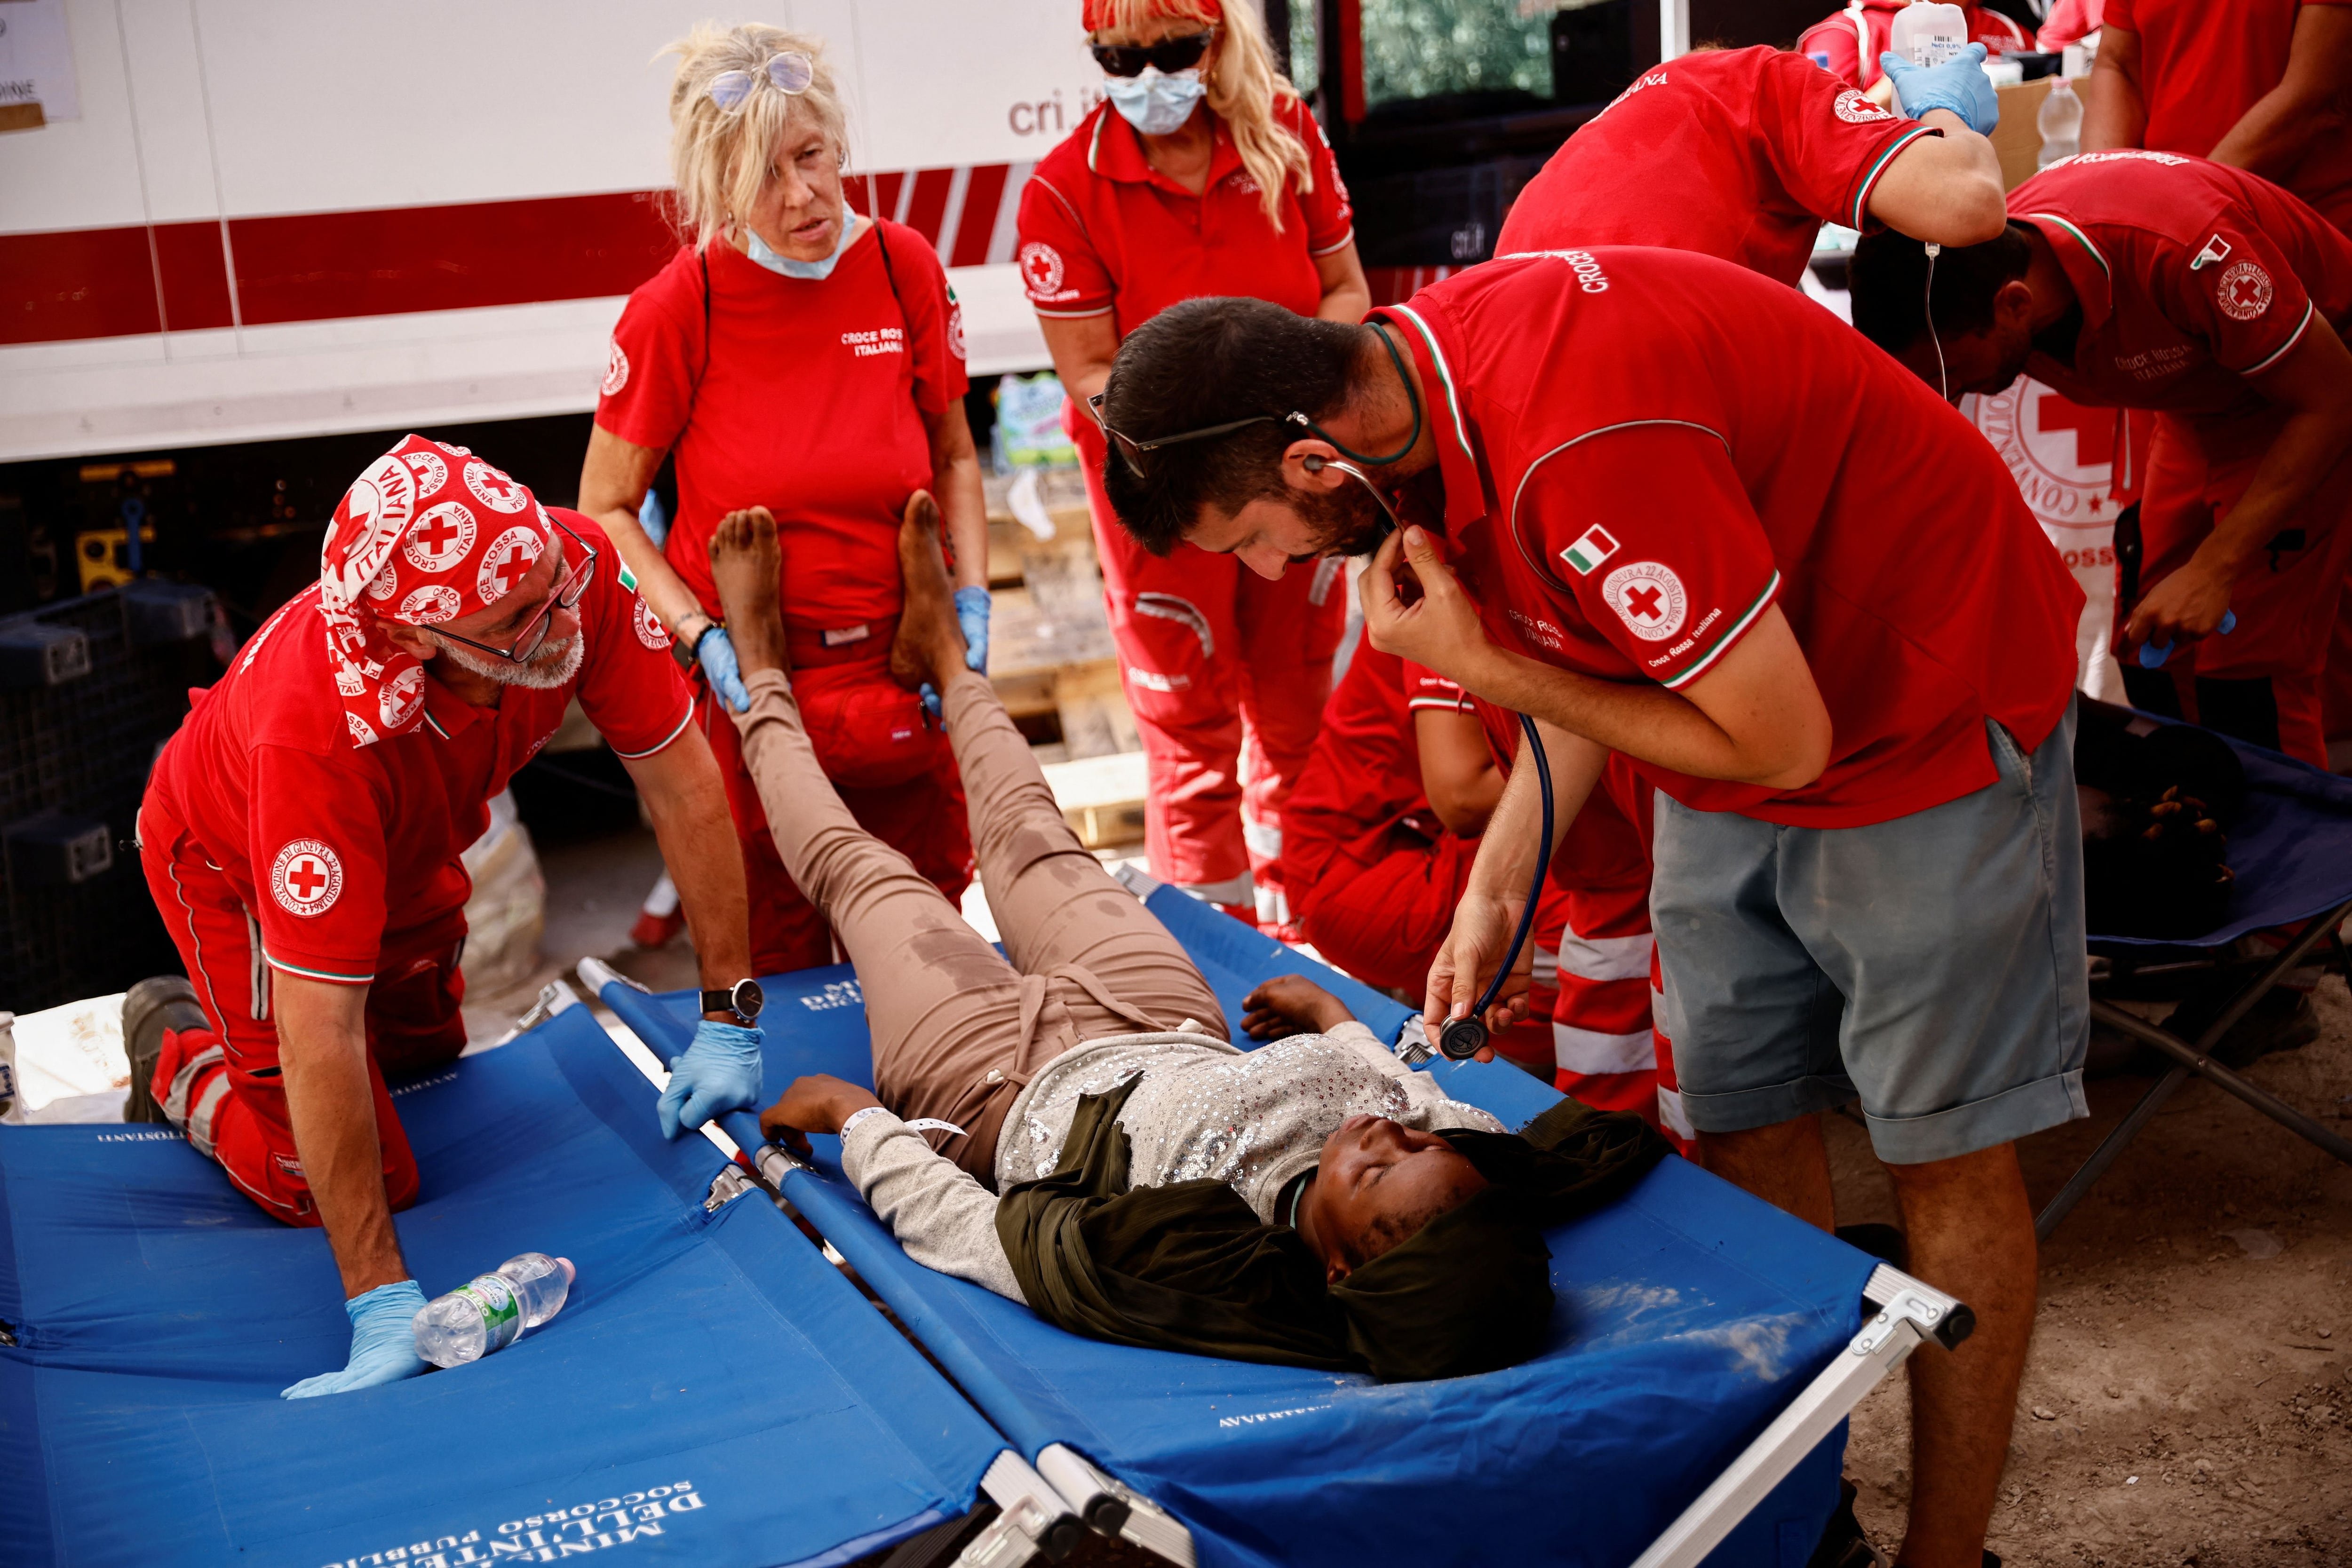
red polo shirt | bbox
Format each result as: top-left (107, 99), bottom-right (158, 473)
top-left (2102, 0), bottom-right (2352, 233)
top-left (1015, 95), bottom-right (1354, 335)
top-left (1280, 639), bottom-right (1465, 889)
top-left (2010, 154), bottom-right (2352, 423)
top-left (1376, 247), bottom-right (2080, 827)
top-left (596, 220), bottom-right (967, 634)
top-left (1495, 46), bottom-right (1937, 287)
top-left (145, 512), bottom-right (693, 985)
top-left (1796, 0), bottom-right (2032, 89)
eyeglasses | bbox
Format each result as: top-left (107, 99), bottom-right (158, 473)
top-left (435, 517), bottom-right (598, 665)
top-left (1089, 392), bottom-right (1302, 478)
top-left (1089, 29), bottom-right (1216, 78)
top-left (707, 50), bottom-right (816, 111)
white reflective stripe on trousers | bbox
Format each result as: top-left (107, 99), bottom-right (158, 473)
top-left (1556, 929), bottom-right (1655, 984)
top-left (1552, 1020), bottom-right (1655, 1075)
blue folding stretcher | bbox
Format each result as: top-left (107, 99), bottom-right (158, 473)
top-left (2040, 722), bottom-right (2352, 1237)
top-left (0, 1005), bottom-right (1078, 1568)
top-left (589, 876), bottom-right (1975, 1568)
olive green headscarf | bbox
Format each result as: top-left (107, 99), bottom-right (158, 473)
top-left (994, 1082), bottom-right (1670, 1382)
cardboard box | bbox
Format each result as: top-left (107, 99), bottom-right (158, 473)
top-left (1991, 77), bottom-right (2054, 191)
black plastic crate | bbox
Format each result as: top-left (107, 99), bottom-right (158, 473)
top-left (0, 586), bottom-right (218, 1011)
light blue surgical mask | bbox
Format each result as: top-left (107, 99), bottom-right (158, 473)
top-left (744, 213), bottom-right (857, 280)
top-left (1105, 66), bottom-right (1206, 137)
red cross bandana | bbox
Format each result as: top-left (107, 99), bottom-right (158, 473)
top-left (316, 434), bottom-right (556, 748)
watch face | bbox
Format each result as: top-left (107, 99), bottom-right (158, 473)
top-left (732, 978), bottom-right (765, 1019)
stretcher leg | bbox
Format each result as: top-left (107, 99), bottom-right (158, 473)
top-left (1630, 1266), bottom-right (1973, 1568)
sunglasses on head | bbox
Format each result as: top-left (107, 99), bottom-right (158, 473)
top-left (707, 50), bottom-right (815, 111)
top-left (1089, 29), bottom-right (1216, 78)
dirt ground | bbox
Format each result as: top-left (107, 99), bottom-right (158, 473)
top-left (1834, 978), bottom-right (2352, 1567)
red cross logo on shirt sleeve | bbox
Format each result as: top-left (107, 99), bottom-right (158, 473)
top-left (286, 858), bottom-right (327, 900)
top-left (270, 838), bottom-right (345, 915)
top-left (1623, 584), bottom-right (1665, 622)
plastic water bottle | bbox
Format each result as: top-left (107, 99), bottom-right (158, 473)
top-left (412, 1253), bottom-right (576, 1367)
top-left (2037, 78), bottom-right (2082, 166)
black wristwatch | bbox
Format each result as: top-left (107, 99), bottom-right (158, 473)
top-left (671, 615), bottom-right (717, 674)
top-left (701, 978), bottom-right (764, 1026)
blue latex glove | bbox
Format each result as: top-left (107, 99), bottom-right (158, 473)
top-left (2137, 610), bottom-right (2237, 669)
top-left (696, 625), bottom-right (751, 714)
top-left (1880, 43), bottom-right (1999, 135)
top-left (281, 1279), bottom-right (430, 1400)
top-left (658, 1019), bottom-right (764, 1139)
top-left (954, 586), bottom-right (993, 674)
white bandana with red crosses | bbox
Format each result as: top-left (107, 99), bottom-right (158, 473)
top-left (315, 433), bottom-right (555, 748)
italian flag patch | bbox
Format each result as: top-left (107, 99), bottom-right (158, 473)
top-left (618, 562), bottom-right (639, 592)
top-left (1560, 524), bottom-right (1620, 577)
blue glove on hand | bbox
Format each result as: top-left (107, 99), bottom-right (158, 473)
top-left (954, 586), bottom-right (993, 674)
top-left (282, 1279), bottom-right (430, 1400)
top-left (697, 625), bottom-right (751, 714)
top-left (658, 1019), bottom-right (764, 1139)
top-left (1880, 43), bottom-right (1999, 135)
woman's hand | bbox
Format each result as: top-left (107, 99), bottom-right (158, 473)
top-left (1241, 975), bottom-right (1356, 1040)
top-left (758, 1074), bottom-right (882, 1156)
top-left (1422, 890), bottom-right (1534, 1063)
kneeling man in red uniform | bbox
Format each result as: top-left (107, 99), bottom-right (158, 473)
top-left (134, 436), bottom-right (759, 1398)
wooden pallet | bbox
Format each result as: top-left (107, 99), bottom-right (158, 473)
top-left (1041, 749), bottom-right (1148, 851)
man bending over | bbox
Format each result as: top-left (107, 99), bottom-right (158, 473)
top-left (709, 498), bottom-right (1664, 1379)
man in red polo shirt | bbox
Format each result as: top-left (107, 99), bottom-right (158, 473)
top-left (133, 436), bottom-right (758, 1399)
top-left (1091, 248), bottom-right (2084, 1566)
top-left (2084, 0), bottom-right (2352, 237)
top-left (1497, 43), bottom-right (2011, 284)
top-left (1848, 153), bottom-right (2352, 765)
top-left (1797, 0), bottom-right (2031, 93)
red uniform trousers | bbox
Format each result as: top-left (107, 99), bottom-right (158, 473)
top-left (1520, 775), bottom-right (1664, 1123)
top-left (699, 632), bottom-right (974, 974)
top-left (1292, 815), bottom-right (1477, 997)
top-left (2120, 410), bottom-right (2352, 767)
top-left (138, 804), bottom-right (464, 1224)
top-left (1077, 420), bottom-right (1350, 924)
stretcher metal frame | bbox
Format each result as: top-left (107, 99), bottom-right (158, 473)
top-left (573, 952), bottom-right (1974, 1568)
top-left (2037, 896), bottom-right (2352, 1240)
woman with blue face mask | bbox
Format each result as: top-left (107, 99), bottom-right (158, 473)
top-left (579, 23), bottom-right (987, 976)
top-left (1016, 0), bottom-right (1370, 933)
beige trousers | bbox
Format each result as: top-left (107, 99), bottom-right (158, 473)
top-left (731, 667), bottom-right (1228, 1184)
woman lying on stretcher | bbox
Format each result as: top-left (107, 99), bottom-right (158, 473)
top-left (707, 496), bottom-right (1669, 1382)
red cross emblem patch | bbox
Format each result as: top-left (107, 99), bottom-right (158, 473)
top-left (2217, 261), bottom-right (2273, 322)
top-left (1600, 560), bottom-right (1689, 642)
top-left (270, 839), bottom-right (345, 917)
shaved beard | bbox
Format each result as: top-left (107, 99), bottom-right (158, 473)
top-left (434, 630), bottom-right (584, 690)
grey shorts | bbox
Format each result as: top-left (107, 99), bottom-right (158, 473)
top-left (1652, 701), bottom-right (2090, 1165)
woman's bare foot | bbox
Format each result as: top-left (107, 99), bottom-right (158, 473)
top-left (887, 491), bottom-right (970, 693)
top-left (709, 507), bottom-right (786, 675)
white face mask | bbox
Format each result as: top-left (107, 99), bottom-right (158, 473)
top-left (1105, 66), bottom-right (1207, 137)
top-left (744, 211), bottom-right (857, 280)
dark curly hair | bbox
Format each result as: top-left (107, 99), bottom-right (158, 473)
top-left (1097, 296), bottom-right (1363, 555)
top-left (1848, 222), bottom-right (2036, 357)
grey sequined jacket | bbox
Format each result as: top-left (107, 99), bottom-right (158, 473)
top-left (837, 1021), bottom-right (1505, 1304)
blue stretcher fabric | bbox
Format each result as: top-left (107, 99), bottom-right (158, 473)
top-left (601, 890), bottom-right (1878, 1568)
top-left (2094, 721), bottom-right (2352, 950)
top-left (0, 1005), bottom-right (1003, 1568)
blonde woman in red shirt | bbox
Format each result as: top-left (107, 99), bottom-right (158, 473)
top-left (1018, 0), bottom-right (1368, 928)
